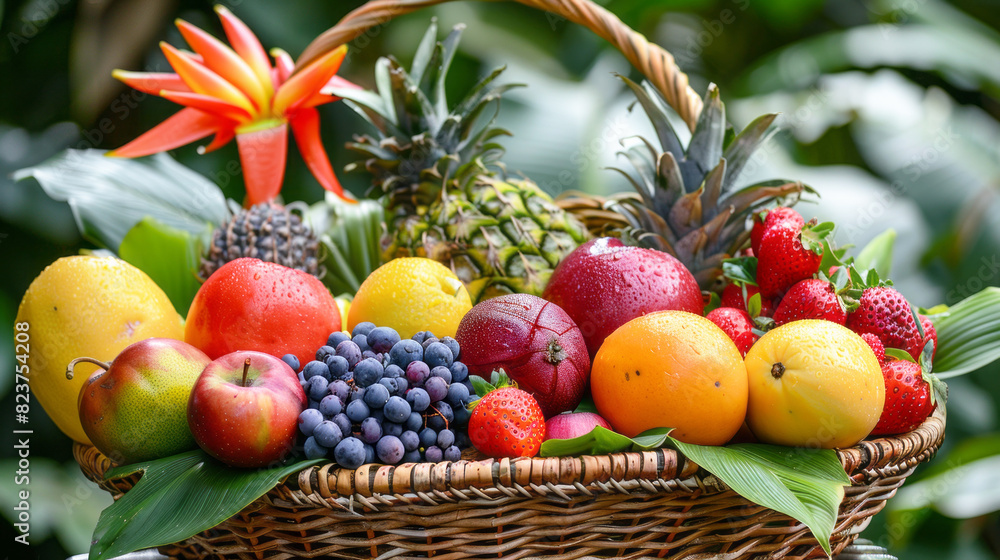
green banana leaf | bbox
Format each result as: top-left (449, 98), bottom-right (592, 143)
top-left (932, 287), bottom-right (1000, 378)
top-left (855, 229), bottom-right (897, 279)
top-left (118, 217), bottom-right (203, 317)
top-left (307, 192), bottom-right (385, 297)
top-left (89, 451), bottom-right (324, 560)
top-left (541, 427), bottom-right (849, 555)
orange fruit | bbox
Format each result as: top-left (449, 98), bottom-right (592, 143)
top-left (591, 311), bottom-right (748, 445)
top-left (744, 320), bottom-right (884, 448)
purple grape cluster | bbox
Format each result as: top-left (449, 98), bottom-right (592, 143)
top-left (289, 322), bottom-right (474, 469)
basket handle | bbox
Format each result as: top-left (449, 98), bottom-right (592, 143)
top-left (294, 0), bottom-right (704, 131)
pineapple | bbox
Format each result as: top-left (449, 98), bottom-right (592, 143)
top-left (200, 203), bottom-right (321, 280)
top-left (331, 21), bottom-right (590, 302)
top-left (559, 77), bottom-right (810, 291)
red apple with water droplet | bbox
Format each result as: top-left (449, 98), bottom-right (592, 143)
top-left (542, 237), bottom-right (703, 357)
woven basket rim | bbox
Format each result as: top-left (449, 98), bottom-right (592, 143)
top-left (75, 408), bottom-right (945, 503)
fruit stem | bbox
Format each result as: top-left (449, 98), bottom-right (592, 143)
top-left (66, 357), bottom-right (110, 379)
top-left (771, 362), bottom-right (786, 379)
top-left (242, 358), bottom-right (251, 387)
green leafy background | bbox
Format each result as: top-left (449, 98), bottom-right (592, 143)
top-left (3, 0), bottom-right (1000, 558)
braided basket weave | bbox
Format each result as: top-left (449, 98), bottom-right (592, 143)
top-left (76, 1), bottom-right (947, 558)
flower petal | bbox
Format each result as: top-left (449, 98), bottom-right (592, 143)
top-left (108, 108), bottom-right (225, 157)
top-left (112, 70), bottom-right (190, 95)
top-left (290, 107), bottom-right (352, 201)
top-left (215, 5), bottom-right (274, 97)
top-left (160, 90), bottom-right (253, 122)
top-left (198, 128), bottom-right (236, 154)
top-left (271, 48), bottom-right (294, 88)
top-left (176, 18), bottom-right (268, 110)
top-left (306, 75), bottom-right (362, 108)
top-left (236, 123), bottom-right (288, 205)
top-left (273, 44), bottom-right (347, 116)
top-left (161, 41), bottom-right (256, 116)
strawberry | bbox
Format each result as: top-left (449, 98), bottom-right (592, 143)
top-left (919, 314), bottom-right (937, 360)
top-left (772, 278), bottom-right (848, 326)
top-left (750, 207), bottom-right (804, 256)
top-left (721, 284), bottom-right (774, 317)
top-left (468, 374), bottom-right (546, 458)
top-left (846, 286), bottom-right (923, 361)
top-left (860, 333), bottom-right (886, 365)
top-left (756, 220), bottom-right (830, 299)
top-left (870, 359), bottom-right (936, 435)
top-left (706, 307), bottom-right (757, 356)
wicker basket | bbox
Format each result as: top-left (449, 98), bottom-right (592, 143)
top-left (75, 1), bottom-right (947, 558)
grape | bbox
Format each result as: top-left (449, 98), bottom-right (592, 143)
top-left (404, 411), bottom-right (423, 432)
top-left (376, 435), bottom-right (405, 464)
top-left (419, 427), bottom-right (438, 449)
top-left (368, 326), bottom-right (401, 354)
top-left (383, 364), bottom-right (404, 378)
top-left (315, 345), bottom-right (337, 363)
top-left (400, 430), bottom-right (420, 452)
top-left (363, 383), bottom-right (390, 409)
top-left (383, 421), bottom-right (403, 437)
top-left (361, 350), bottom-right (379, 361)
top-left (354, 358), bottom-right (384, 388)
top-left (452, 404), bottom-right (471, 427)
top-left (423, 342), bottom-right (453, 368)
top-left (455, 431), bottom-right (471, 449)
top-left (302, 360), bottom-right (329, 380)
top-left (281, 354), bottom-right (300, 372)
top-left (332, 413), bottom-right (352, 436)
top-left (304, 436), bottom-right (327, 459)
top-left (325, 355), bottom-right (350, 379)
top-left (394, 378), bottom-right (409, 395)
top-left (443, 445), bottom-right (462, 462)
top-left (411, 331), bottom-right (435, 345)
top-left (378, 377), bottom-right (398, 395)
top-left (308, 398), bottom-right (321, 410)
top-left (449, 361), bottom-right (469, 383)
top-left (319, 395), bottom-right (343, 417)
top-left (314, 420), bottom-right (344, 448)
top-left (297, 371), bottom-right (306, 385)
top-left (360, 417), bottom-right (383, 444)
top-left (427, 402), bottom-right (452, 431)
top-left (440, 337), bottom-right (461, 361)
top-left (384, 396), bottom-right (411, 423)
top-left (307, 376), bottom-right (329, 401)
top-left (405, 361), bottom-right (429, 386)
top-left (406, 388), bottom-right (431, 412)
top-left (298, 408), bottom-right (323, 437)
top-left (352, 322), bottom-right (377, 338)
top-left (437, 429), bottom-right (455, 449)
top-left (335, 340), bottom-right (363, 368)
top-left (350, 386), bottom-right (366, 403)
top-left (446, 383), bottom-right (470, 407)
top-left (389, 339), bottom-right (423, 369)
top-left (370, 408), bottom-right (385, 424)
top-left (429, 366), bottom-right (452, 384)
top-left (424, 376), bottom-right (448, 402)
top-left (328, 379), bottom-right (350, 403)
top-left (334, 437), bottom-right (366, 469)
top-left (346, 400), bottom-right (370, 422)
top-left (421, 337), bottom-right (440, 350)
top-left (353, 333), bottom-right (371, 353)
top-left (424, 445), bottom-right (443, 463)
top-left (327, 331), bottom-right (351, 348)
top-left (402, 449), bottom-right (422, 463)
top-left (364, 443), bottom-right (376, 464)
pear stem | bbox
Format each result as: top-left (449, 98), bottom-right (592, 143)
top-left (241, 358), bottom-right (251, 387)
top-left (66, 357), bottom-right (110, 380)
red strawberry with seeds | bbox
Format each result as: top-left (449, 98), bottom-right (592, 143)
top-left (706, 307), bottom-right (757, 356)
top-left (751, 207), bottom-right (804, 255)
top-left (846, 286), bottom-right (923, 361)
top-left (919, 314), bottom-right (937, 360)
top-left (468, 373), bottom-right (546, 458)
top-left (773, 278), bottom-right (848, 326)
top-left (860, 333), bottom-right (886, 365)
top-left (721, 284), bottom-right (774, 317)
top-left (756, 220), bottom-right (830, 299)
top-left (870, 359), bottom-right (936, 435)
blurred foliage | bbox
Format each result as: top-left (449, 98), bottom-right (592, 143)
top-left (2, 0), bottom-right (1000, 557)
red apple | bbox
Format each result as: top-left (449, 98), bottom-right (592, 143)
top-left (542, 237), bottom-right (703, 357)
top-left (456, 294), bottom-right (589, 417)
top-left (187, 351), bottom-right (306, 468)
top-left (545, 412), bottom-right (613, 441)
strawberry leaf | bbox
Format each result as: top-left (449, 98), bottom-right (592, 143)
top-left (747, 292), bottom-right (762, 318)
top-left (704, 291), bottom-right (721, 314)
top-left (801, 221), bottom-right (834, 255)
top-left (911, 307), bottom-right (926, 339)
top-left (920, 340), bottom-right (935, 374)
top-left (722, 257), bottom-right (758, 286)
top-left (469, 375), bottom-right (496, 398)
top-left (886, 348), bottom-right (917, 363)
top-left (855, 229), bottom-right (896, 279)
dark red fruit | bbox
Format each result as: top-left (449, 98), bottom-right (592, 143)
top-left (720, 284), bottom-right (774, 317)
top-left (751, 207), bottom-right (804, 255)
top-left (860, 333), bottom-right (886, 365)
top-left (468, 387), bottom-right (546, 457)
top-left (456, 294), bottom-right (589, 417)
top-left (756, 222), bottom-right (824, 299)
top-left (705, 307), bottom-right (757, 356)
top-left (846, 287), bottom-right (923, 361)
top-left (919, 315), bottom-right (937, 360)
top-left (773, 279), bottom-right (846, 326)
top-left (545, 412), bottom-right (613, 441)
top-left (543, 237), bottom-right (703, 358)
top-left (871, 359), bottom-right (935, 435)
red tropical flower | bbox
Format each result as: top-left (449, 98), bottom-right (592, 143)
top-left (109, 5), bottom-right (357, 205)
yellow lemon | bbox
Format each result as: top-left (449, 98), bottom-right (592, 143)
top-left (347, 258), bottom-right (472, 339)
top-left (744, 320), bottom-right (885, 449)
top-left (15, 256), bottom-right (184, 443)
